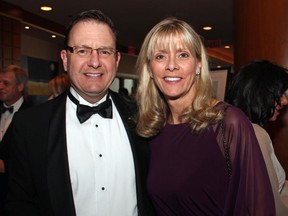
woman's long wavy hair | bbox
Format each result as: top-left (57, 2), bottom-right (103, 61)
top-left (136, 17), bottom-right (223, 138)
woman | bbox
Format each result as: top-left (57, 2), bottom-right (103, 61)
top-left (48, 73), bottom-right (70, 100)
top-left (136, 17), bottom-right (275, 215)
top-left (226, 59), bottom-right (288, 215)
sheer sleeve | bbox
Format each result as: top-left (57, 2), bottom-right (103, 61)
top-left (214, 103), bottom-right (275, 215)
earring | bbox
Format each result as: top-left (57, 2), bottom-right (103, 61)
top-left (196, 70), bottom-right (201, 76)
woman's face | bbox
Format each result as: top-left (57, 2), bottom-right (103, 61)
top-left (270, 94), bottom-right (288, 121)
top-left (149, 39), bottom-right (201, 106)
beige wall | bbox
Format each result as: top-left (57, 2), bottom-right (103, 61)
top-left (21, 34), bottom-right (63, 62)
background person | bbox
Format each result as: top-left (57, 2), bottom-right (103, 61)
top-left (0, 64), bottom-right (30, 213)
top-left (136, 17), bottom-right (275, 215)
top-left (5, 9), bottom-right (155, 216)
top-left (0, 64), bottom-right (30, 142)
top-left (226, 59), bottom-right (288, 215)
top-left (48, 73), bottom-right (70, 100)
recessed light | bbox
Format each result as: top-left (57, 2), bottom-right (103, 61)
top-left (203, 26), bottom-right (212, 31)
top-left (40, 6), bottom-right (52, 11)
top-left (51, 35), bottom-right (56, 38)
top-left (25, 26), bottom-right (30, 30)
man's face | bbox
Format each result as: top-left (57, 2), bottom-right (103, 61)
top-left (61, 21), bottom-right (121, 103)
top-left (0, 71), bottom-right (23, 106)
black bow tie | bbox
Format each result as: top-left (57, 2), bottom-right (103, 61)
top-left (68, 92), bottom-right (113, 123)
top-left (0, 105), bottom-right (14, 113)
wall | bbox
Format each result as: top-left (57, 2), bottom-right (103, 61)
top-left (0, 16), bottom-right (21, 67)
top-left (234, 0), bottom-right (288, 177)
top-left (21, 34), bottom-right (63, 62)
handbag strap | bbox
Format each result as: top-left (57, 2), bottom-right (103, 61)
top-left (220, 108), bottom-right (232, 177)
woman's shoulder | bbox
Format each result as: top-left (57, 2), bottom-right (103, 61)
top-left (216, 101), bottom-right (252, 128)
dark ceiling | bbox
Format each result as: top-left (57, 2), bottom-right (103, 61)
top-left (2, 0), bottom-right (233, 53)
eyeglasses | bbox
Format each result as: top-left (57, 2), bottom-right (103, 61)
top-left (66, 45), bottom-right (118, 58)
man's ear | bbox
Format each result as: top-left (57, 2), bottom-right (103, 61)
top-left (115, 51), bottom-right (121, 69)
top-left (17, 83), bottom-right (25, 93)
top-left (61, 50), bottom-right (68, 71)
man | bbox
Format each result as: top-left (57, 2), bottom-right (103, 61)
top-left (0, 65), bottom-right (29, 143)
top-left (6, 10), bottom-right (155, 216)
top-left (0, 65), bottom-right (30, 213)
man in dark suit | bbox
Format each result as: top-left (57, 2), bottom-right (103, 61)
top-left (0, 64), bottom-right (30, 213)
top-left (0, 65), bottom-right (30, 143)
top-left (5, 10), bottom-right (155, 216)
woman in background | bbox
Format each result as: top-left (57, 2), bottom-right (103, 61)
top-left (48, 73), bottom-right (70, 100)
top-left (226, 59), bottom-right (288, 215)
top-left (135, 17), bottom-right (275, 215)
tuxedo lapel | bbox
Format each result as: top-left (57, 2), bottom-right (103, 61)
top-left (46, 93), bottom-right (76, 216)
top-left (110, 91), bottom-right (137, 130)
top-left (18, 100), bottom-right (31, 111)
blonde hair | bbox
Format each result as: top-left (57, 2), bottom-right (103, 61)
top-left (136, 17), bottom-right (223, 137)
top-left (48, 73), bottom-right (70, 99)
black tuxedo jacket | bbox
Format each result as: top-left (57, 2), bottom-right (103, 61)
top-left (0, 99), bottom-right (32, 215)
top-left (6, 91), bottom-right (155, 216)
top-left (0, 99), bottom-right (31, 161)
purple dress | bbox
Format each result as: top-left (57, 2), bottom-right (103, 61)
top-left (147, 102), bottom-right (275, 216)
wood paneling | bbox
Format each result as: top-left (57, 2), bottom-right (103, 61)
top-left (235, 0), bottom-right (288, 178)
top-left (234, 0), bottom-right (288, 71)
top-left (0, 16), bottom-right (21, 66)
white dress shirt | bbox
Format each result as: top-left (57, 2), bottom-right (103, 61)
top-left (0, 97), bottom-right (24, 141)
top-left (66, 88), bottom-right (137, 216)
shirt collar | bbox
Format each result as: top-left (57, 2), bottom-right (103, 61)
top-left (3, 97), bottom-right (24, 113)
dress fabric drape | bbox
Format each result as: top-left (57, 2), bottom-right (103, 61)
top-left (147, 102), bottom-right (275, 216)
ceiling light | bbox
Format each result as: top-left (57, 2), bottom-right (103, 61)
top-left (224, 45), bottom-right (230, 49)
top-left (203, 26), bottom-right (212, 31)
top-left (51, 35), bottom-right (56, 38)
top-left (25, 26), bottom-right (30, 30)
top-left (40, 6), bottom-right (52, 11)
top-left (217, 65), bottom-right (222, 68)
